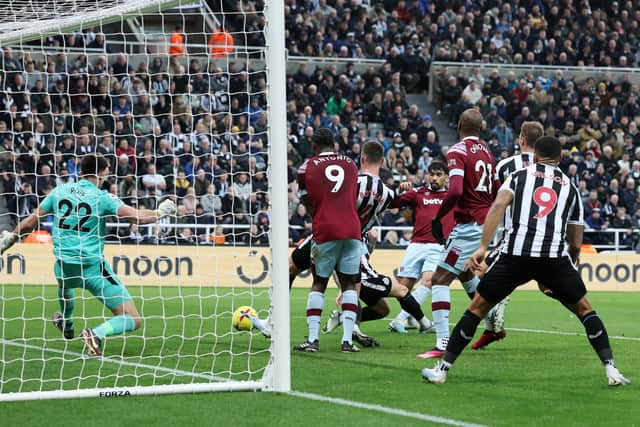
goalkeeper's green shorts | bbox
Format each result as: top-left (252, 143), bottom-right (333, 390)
top-left (54, 260), bottom-right (132, 311)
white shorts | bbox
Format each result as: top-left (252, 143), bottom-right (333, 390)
top-left (397, 242), bottom-right (444, 279)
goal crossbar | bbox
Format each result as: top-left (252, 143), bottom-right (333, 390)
top-left (0, 0), bottom-right (184, 46)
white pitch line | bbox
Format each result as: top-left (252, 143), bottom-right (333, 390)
top-left (502, 327), bottom-right (640, 342)
top-left (289, 391), bottom-right (487, 427)
top-left (0, 338), bottom-right (226, 382)
top-left (1, 338), bottom-right (486, 426)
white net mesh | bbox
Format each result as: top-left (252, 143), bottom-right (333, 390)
top-left (0, 0), bottom-right (279, 399)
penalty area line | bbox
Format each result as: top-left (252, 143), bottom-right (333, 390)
top-left (289, 390), bottom-right (487, 427)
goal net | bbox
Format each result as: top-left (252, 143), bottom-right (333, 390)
top-left (0, 0), bottom-right (289, 400)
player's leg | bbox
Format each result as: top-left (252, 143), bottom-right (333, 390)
top-left (470, 248), bottom-right (509, 349)
top-left (335, 239), bottom-right (363, 352)
top-left (393, 244), bottom-right (442, 330)
top-left (293, 239), bottom-right (336, 351)
top-left (417, 265), bottom-right (454, 358)
top-left (253, 238), bottom-right (313, 338)
top-left (81, 262), bottom-right (139, 356)
top-left (423, 255), bottom-right (528, 383)
top-left (387, 277), bottom-right (434, 333)
top-left (52, 261), bottom-right (82, 339)
top-left (388, 242), bottom-right (422, 332)
top-left (537, 259), bottom-right (630, 386)
top-left (424, 223), bottom-right (484, 357)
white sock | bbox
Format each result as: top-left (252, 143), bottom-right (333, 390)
top-left (431, 285), bottom-right (451, 342)
top-left (341, 290), bottom-right (358, 344)
top-left (413, 284), bottom-right (432, 305)
top-left (306, 291), bottom-right (324, 342)
top-left (251, 316), bottom-right (269, 334)
top-left (461, 277), bottom-right (479, 295)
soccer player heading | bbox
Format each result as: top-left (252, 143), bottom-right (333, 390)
top-left (422, 136), bottom-right (630, 387)
top-left (0, 154), bottom-right (177, 356)
top-left (294, 127), bottom-right (362, 352)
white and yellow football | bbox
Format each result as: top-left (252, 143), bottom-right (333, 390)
top-left (232, 306), bottom-right (257, 331)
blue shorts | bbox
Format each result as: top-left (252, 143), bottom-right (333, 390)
top-left (311, 239), bottom-right (362, 278)
top-left (398, 242), bottom-right (444, 279)
top-left (437, 222), bottom-right (484, 276)
top-left (54, 260), bottom-right (132, 311)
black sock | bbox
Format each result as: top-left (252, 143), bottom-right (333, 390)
top-left (398, 293), bottom-right (424, 321)
top-left (581, 311), bottom-right (614, 364)
top-left (360, 306), bottom-right (385, 322)
top-left (356, 302), bottom-right (362, 325)
top-left (443, 310), bottom-right (481, 365)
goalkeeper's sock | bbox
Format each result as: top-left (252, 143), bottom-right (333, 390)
top-left (306, 291), bottom-right (324, 343)
top-left (57, 287), bottom-right (75, 332)
top-left (431, 285), bottom-right (451, 345)
top-left (341, 290), bottom-right (358, 345)
top-left (93, 314), bottom-right (136, 340)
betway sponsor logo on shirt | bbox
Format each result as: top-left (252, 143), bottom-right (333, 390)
top-left (422, 198), bottom-right (443, 205)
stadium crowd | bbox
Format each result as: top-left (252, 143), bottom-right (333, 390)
top-left (0, 0), bottom-right (638, 249)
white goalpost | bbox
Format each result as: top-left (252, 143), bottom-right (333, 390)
top-left (0, 0), bottom-right (289, 400)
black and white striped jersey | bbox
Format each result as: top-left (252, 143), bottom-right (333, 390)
top-left (496, 152), bottom-right (535, 228)
top-left (356, 173), bottom-right (395, 236)
top-left (496, 152), bottom-right (534, 182)
top-left (500, 164), bottom-right (583, 258)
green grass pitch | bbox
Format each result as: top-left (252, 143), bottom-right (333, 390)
top-left (1, 285), bottom-right (639, 426)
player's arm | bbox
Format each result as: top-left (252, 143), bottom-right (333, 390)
top-left (566, 185), bottom-right (585, 265)
top-left (434, 151), bottom-right (464, 223)
top-left (389, 186), bottom-right (417, 209)
top-left (117, 199), bottom-right (176, 225)
top-left (296, 160), bottom-right (314, 216)
top-left (468, 188), bottom-right (513, 273)
top-left (431, 170), bottom-right (463, 243)
top-left (0, 207), bottom-right (49, 254)
top-left (566, 224), bottom-right (583, 265)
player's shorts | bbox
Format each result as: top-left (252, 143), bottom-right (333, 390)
top-left (311, 238), bottom-right (361, 278)
top-left (54, 260), bottom-right (132, 310)
top-left (437, 222), bottom-right (483, 275)
top-left (477, 254), bottom-right (587, 305)
top-left (397, 242), bottom-right (444, 279)
top-left (359, 254), bottom-right (392, 306)
top-left (291, 235), bottom-right (313, 271)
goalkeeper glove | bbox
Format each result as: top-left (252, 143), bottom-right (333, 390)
top-left (0, 230), bottom-right (18, 255)
top-left (156, 199), bottom-right (177, 219)
top-left (431, 218), bottom-right (446, 245)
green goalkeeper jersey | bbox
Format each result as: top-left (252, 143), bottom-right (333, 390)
top-left (40, 179), bottom-right (123, 264)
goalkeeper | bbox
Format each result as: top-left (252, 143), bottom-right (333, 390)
top-left (0, 154), bottom-right (176, 356)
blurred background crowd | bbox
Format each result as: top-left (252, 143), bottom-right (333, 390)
top-left (0, 0), bottom-right (639, 250)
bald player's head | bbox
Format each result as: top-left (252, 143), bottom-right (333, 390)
top-left (458, 108), bottom-right (483, 138)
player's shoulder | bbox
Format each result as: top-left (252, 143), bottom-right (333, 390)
top-left (447, 141), bottom-right (468, 157)
top-left (298, 158), bottom-right (310, 173)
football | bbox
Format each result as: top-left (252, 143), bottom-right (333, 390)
top-left (232, 306), bottom-right (257, 331)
